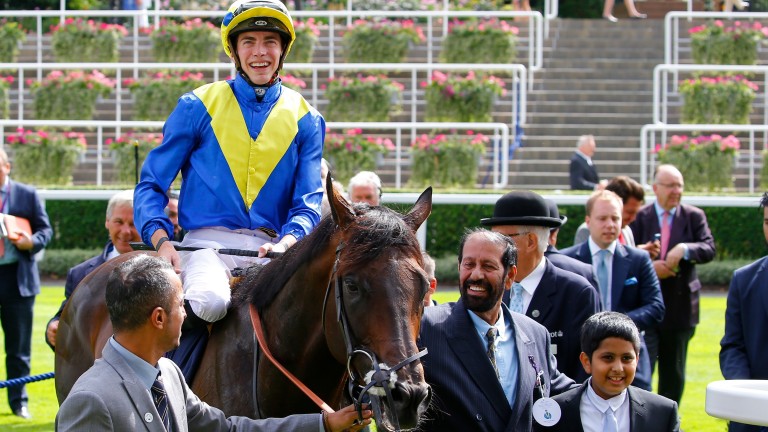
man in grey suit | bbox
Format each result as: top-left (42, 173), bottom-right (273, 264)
top-left (56, 254), bottom-right (371, 431)
top-left (419, 229), bottom-right (576, 432)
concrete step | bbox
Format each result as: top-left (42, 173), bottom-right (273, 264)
top-left (526, 100), bottom-right (653, 115)
top-left (527, 112), bottom-right (651, 126)
top-left (536, 79), bottom-right (654, 92)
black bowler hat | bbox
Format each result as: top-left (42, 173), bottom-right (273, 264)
top-left (545, 199), bottom-right (568, 227)
top-left (481, 191), bottom-right (563, 228)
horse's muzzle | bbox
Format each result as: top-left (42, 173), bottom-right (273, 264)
top-left (383, 381), bottom-right (431, 431)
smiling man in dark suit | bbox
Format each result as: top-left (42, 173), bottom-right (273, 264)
top-left (630, 164), bottom-right (715, 405)
top-left (419, 229), bottom-right (576, 432)
top-left (0, 148), bottom-right (53, 419)
top-left (481, 191), bottom-right (600, 382)
top-left (561, 190), bottom-right (664, 391)
top-left (719, 192), bottom-right (768, 432)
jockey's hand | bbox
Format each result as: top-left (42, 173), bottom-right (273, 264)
top-left (152, 230), bottom-right (181, 273)
top-left (327, 404), bottom-right (373, 432)
top-left (258, 234), bottom-right (297, 258)
top-left (46, 319), bottom-right (58, 348)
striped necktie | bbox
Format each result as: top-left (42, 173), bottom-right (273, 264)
top-left (152, 372), bottom-right (171, 431)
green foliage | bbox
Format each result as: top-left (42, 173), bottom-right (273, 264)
top-left (0, 76), bottom-right (11, 119)
top-left (149, 18), bottom-right (220, 63)
top-left (286, 19), bottom-right (319, 64)
top-left (690, 20), bottom-right (767, 65)
top-left (32, 70), bottom-right (115, 120)
top-left (50, 18), bottom-right (126, 63)
top-left (108, 132), bottom-right (163, 184)
top-left (342, 19), bottom-right (424, 63)
top-left (762, 152), bottom-right (768, 190)
top-left (38, 248), bottom-right (103, 278)
top-left (696, 258), bottom-right (756, 286)
top-left (409, 132), bottom-right (486, 188)
top-left (6, 130), bottom-right (87, 186)
top-left (0, 21), bottom-right (26, 63)
top-left (424, 71), bottom-right (505, 122)
top-left (656, 134), bottom-right (740, 192)
top-left (324, 129), bottom-right (393, 184)
top-left (680, 75), bottom-right (756, 124)
top-left (125, 71), bottom-right (205, 121)
top-left (45, 200), bottom-right (109, 250)
top-left (441, 18), bottom-right (517, 65)
top-left (325, 74), bottom-right (403, 121)
top-left (556, 0), bottom-right (603, 18)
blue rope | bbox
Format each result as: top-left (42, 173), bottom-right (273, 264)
top-left (0, 372), bottom-right (55, 389)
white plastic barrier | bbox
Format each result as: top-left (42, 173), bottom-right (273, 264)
top-left (706, 380), bottom-right (768, 426)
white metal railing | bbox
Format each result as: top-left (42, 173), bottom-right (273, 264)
top-left (2, 9), bottom-right (544, 86)
top-left (639, 123), bottom-right (768, 193)
top-left (0, 62), bottom-right (526, 134)
top-left (0, 120), bottom-right (511, 189)
top-left (665, 11), bottom-right (768, 70)
top-left (652, 64), bottom-right (768, 127)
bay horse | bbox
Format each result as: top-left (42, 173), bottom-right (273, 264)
top-left (55, 182), bottom-right (433, 431)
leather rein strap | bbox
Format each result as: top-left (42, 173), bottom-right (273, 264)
top-left (248, 304), bottom-right (335, 413)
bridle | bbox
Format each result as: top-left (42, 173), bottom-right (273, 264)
top-left (321, 241), bottom-right (428, 431)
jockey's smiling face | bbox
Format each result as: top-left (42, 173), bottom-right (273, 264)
top-left (235, 30), bottom-right (283, 85)
top-left (105, 203), bottom-right (140, 254)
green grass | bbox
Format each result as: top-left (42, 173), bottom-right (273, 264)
top-left (0, 288), bottom-right (728, 430)
top-left (433, 291), bottom-right (729, 431)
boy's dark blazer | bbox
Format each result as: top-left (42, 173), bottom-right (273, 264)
top-left (533, 381), bottom-right (680, 432)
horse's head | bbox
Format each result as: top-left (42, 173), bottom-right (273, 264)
top-left (326, 180), bottom-right (432, 431)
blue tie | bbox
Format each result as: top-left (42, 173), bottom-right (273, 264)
top-left (510, 282), bottom-right (524, 313)
top-left (152, 373), bottom-right (171, 431)
top-left (597, 249), bottom-right (610, 310)
top-left (603, 407), bottom-right (618, 432)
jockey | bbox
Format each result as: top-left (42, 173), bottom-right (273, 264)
top-left (134, 0), bottom-right (325, 327)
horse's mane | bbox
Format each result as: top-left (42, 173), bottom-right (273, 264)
top-left (237, 204), bottom-right (423, 312)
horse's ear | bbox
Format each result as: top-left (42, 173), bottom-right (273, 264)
top-left (403, 187), bottom-right (432, 232)
top-left (327, 169), bottom-right (355, 229)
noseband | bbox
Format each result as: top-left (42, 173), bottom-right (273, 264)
top-left (322, 242), bottom-right (428, 431)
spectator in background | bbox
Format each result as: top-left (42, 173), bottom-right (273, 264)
top-left (574, 175), bottom-right (646, 248)
top-left (561, 190), bottom-right (664, 391)
top-left (348, 171), bottom-right (382, 206)
top-left (45, 190), bottom-right (140, 350)
top-left (0, 148), bottom-right (53, 419)
top-left (603, 0), bottom-right (647, 22)
top-left (165, 190), bottom-right (185, 241)
top-left (422, 251), bottom-right (438, 307)
top-left (630, 164), bottom-right (715, 405)
top-left (543, 199), bottom-right (598, 289)
top-left (719, 192), bottom-right (768, 432)
top-left (569, 135), bottom-right (607, 191)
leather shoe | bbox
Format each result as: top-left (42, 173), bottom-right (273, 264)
top-left (13, 406), bottom-right (31, 419)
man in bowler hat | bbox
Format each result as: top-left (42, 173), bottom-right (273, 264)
top-left (482, 191), bottom-right (600, 382)
top-left (543, 199), bottom-right (598, 289)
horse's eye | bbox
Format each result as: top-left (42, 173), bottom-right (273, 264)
top-left (344, 277), bottom-right (359, 292)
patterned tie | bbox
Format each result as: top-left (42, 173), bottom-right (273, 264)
top-left (603, 407), bottom-right (619, 432)
top-left (485, 327), bottom-right (500, 379)
top-left (509, 282), bottom-right (524, 313)
top-left (152, 372), bottom-right (171, 431)
top-left (597, 249), bottom-right (610, 310)
top-left (660, 210), bottom-right (671, 259)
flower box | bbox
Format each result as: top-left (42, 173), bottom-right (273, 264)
top-left (286, 18), bottom-right (320, 64)
top-left (423, 71), bottom-right (505, 122)
top-left (441, 18), bottom-right (518, 65)
top-left (6, 129), bottom-right (86, 185)
top-left (50, 18), bottom-right (127, 63)
top-left (281, 74), bottom-right (307, 92)
top-left (0, 21), bottom-right (26, 64)
top-left (149, 18), bottom-right (219, 63)
top-left (31, 70), bottom-right (115, 120)
top-left (108, 133), bottom-right (163, 184)
top-left (655, 134), bottom-right (739, 191)
top-left (324, 128), bottom-right (393, 183)
top-left (690, 20), bottom-right (768, 65)
top-left (124, 71), bottom-right (205, 121)
top-left (342, 19), bottom-right (424, 63)
top-left (680, 75), bottom-right (756, 124)
top-left (324, 74), bottom-right (403, 122)
top-left (409, 132), bottom-right (487, 188)
top-left (0, 76), bottom-right (12, 119)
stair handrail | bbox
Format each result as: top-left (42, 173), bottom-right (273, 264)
top-left (0, 119), bottom-right (510, 189)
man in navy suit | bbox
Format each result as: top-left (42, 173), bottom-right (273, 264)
top-left (419, 229), bottom-right (576, 432)
top-left (0, 149), bottom-right (53, 419)
top-left (569, 135), bottom-right (605, 191)
top-left (719, 192), bottom-right (768, 432)
top-left (543, 199), bottom-right (598, 289)
top-left (45, 190), bottom-right (140, 350)
top-left (481, 191), bottom-right (600, 382)
top-left (630, 164), bottom-right (715, 404)
top-left (561, 190), bottom-right (664, 391)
